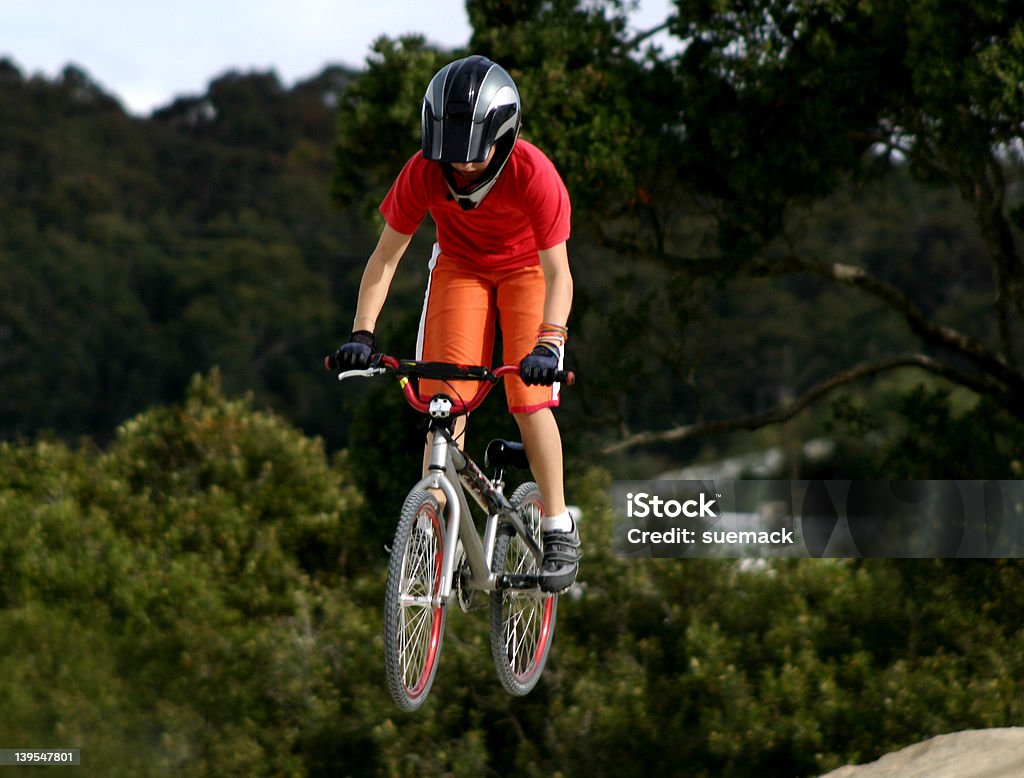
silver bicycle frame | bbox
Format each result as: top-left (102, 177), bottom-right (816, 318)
top-left (338, 366), bottom-right (544, 604)
top-left (411, 427), bottom-right (543, 606)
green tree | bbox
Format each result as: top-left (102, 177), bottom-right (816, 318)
top-left (0, 374), bottom-right (382, 775)
top-left (606, 0), bottom-right (1024, 452)
top-left (4, 386), bottom-right (1024, 776)
top-left (330, 1), bottom-right (1024, 465)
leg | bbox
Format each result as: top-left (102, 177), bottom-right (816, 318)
top-left (513, 407), bottom-right (566, 516)
top-left (517, 408), bottom-right (579, 592)
top-left (498, 265), bottom-right (578, 591)
top-left (497, 265), bottom-right (567, 522)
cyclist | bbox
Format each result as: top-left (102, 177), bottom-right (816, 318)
top-left (335, 55), bottom-right (579, 593)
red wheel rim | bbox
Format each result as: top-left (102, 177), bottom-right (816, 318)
top-left (405, 507), bottom-right (444, 699)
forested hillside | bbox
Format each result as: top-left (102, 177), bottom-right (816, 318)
top-left (3, 0), bottom-right (1024, 774)
top-left (0, 59), bottom-right (373, 446)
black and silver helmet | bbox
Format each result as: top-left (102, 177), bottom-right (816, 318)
top-left (421, 55), bottom-right (521, 209)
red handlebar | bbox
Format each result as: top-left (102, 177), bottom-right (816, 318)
top-left (391, 356), bottom-right (514, 414)
top-left (326, 354), bottom-right (574, 415)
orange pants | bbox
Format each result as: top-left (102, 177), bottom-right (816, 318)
top-left (416, 246), bottom-right (562, 413)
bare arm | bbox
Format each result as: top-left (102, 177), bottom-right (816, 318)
top-left (351, 224), bottom-right (415, 333)
top-left (537, 241), bottom-right (573, 328)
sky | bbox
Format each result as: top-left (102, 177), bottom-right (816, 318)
top-left (0, 0), bottom-right (675, 116)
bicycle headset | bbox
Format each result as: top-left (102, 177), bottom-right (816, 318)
top-left (421, 55), bottom-right (521, 210)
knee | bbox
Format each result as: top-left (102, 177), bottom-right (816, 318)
top-left (513, 407), bottom-right (552, 428)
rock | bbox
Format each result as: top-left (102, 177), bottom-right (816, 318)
top-left (820, 728), bottom-right (1024, 778)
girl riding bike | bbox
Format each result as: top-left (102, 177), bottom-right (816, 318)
top-left (334, 55), bottom-right (580, 592)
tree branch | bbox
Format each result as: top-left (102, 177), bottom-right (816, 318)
top-left (772, 252), bottom-right (1024, 392)
top-left (600, 234), bottom-right (1023, 393)
top-left (624, 22), bottom-right (673, 51)
top-left (595, 220), bottom-right (1024, 410)
top-left (601, 353), bottom-right (1007, 455)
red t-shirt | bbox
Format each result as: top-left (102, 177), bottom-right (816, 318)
top-left (379, 139), bottom-right (571, 272)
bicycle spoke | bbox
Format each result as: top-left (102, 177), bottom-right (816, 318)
top-left (401, 605), bottom-right (433, 684)
top-left (505, 596), bottom-right (539, 673)
top-left (402, 607), bottom-right (429, 660)
top-left (517, 615), bottom-right (537, 672)
top-left (397, 510), bottom-right (441, 690)
top-left (505, 607), bottom-right (522, 669)
top-left (405, 613), bottom-right (429, 685)
top-left (489, 484), bottom-right (558, 696)
top-left (385, 491), bottom-right (447, 711)
top-left (405, 523), bottom-right (433, 588)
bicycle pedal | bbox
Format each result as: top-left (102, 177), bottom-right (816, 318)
top-left (498, 573), bottom-right (542, 591)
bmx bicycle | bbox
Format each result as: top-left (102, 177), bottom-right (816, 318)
top-left (326, 353), bottom-right (575, 711)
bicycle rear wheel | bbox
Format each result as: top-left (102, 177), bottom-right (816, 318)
top-left (489, 482), bottom-right (558, 696)
top-left (384, 489), bottom-right (447, 711)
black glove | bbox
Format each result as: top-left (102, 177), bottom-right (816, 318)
top-left (519, 344), bottom-right (560, 386)
top-left (334, 330), bottom-right (377, 370)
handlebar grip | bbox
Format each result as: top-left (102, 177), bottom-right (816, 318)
top-left (556, 370), bottom-right (575, 386)
top-left (324, 354), bottom-right (338, 371)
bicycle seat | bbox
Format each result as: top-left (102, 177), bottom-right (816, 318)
top-left (484, 439), bottom-right (530, 471)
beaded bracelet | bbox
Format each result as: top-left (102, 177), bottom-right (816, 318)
top-left (536, 322), bottom-right (568, 347)
top-left (537, 322), bottom-right (568, 338)
top-left (535, 322), bottom-right (568, 355)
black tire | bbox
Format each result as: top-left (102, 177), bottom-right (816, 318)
top-left (489, 482), bottom-right (558, 696)
top-left (384, 489), bottom-right (447, 711)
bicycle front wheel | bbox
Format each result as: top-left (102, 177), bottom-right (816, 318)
top-left (489, 482), bottom-right (558, 696)
top-left (384, 489), bottom-right (447, 711)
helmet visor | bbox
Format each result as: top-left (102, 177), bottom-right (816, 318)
top-left (422, 75), bottom-right (519, 163)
